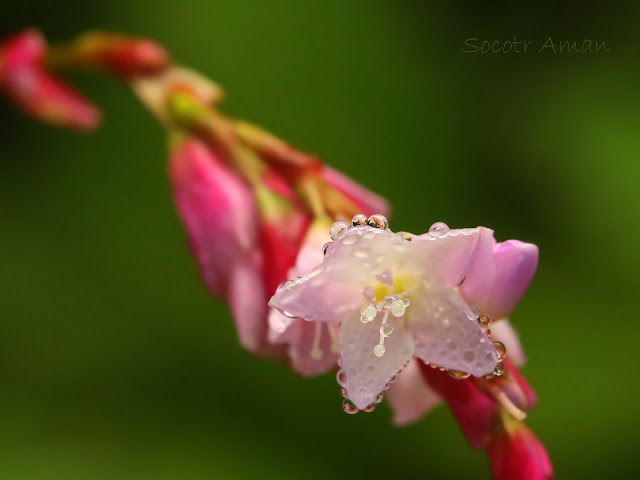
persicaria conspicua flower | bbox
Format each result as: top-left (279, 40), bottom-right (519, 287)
top-left (0, 29), bottom-right (100, 129)
top-left (269, 216), bottom-right (509, 411)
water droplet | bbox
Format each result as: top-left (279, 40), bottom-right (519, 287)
top-left (340, 388), bottom-right (348, 398)
top-left (494, 362), bottom-right (506, 376)
top-left (363, 404), bottom-right (376, 413)
top-left (329, 220), bottom-right (350, 240)
top-left (342, 235), bottom-right (358, 246)
top-left (477, 314), bottom-right (491, 330)
top-left (360, 304), bottom-right (377, 323)
top-left (342, 399), bottom-right (359, 414)
top-left (429, 222), bottom-right (450, 237)
top-left (389, 375), bottom-right (397, 384)
top-left (471, 305), bottom-right (480, 315)
top-left (373, 344), bottom-right (386, 357)
top-left (375, 392), bottom-right (384, 403)
top-left (336, 369), bottom-right (346, 387)
top-left (380, 323), bottom-right (394, 337)
top-left (367, 214), bottom-right (388, 229)
top-left (493, 341), bottom-right (507, 360)
top-left (448, 369), bottom-right (471, 380)
top-left (282, 310), bottom-right (297, 318)
top-left (398, 231), bottom-right (413, 241)
top-left (390, 300), bottom-right (406, 317)
top-left (352, 214), bottom-right (367, 226)
top-left (323, 242), bottom-right (331, 256)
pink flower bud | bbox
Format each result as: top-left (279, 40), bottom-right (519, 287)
top-left (487, 412), bottom-right (553, 480)
top-left (0, 29), bottom-right (100, 130)
top-left (321, 166), bottom-right (390, 217)
top-left (169, 136), bottom-right (282, 357)
top-left (55, 32), bottom-right (170, 78)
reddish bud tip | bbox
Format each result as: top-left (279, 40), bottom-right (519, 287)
top-left (487, 413), bottom-right (553, 480)
top-left (1, 29), bottom-right (100, 130)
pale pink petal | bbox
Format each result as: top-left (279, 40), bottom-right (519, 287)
top-left (268, 267), bottom-right (363, 323)
top-left (413, 227), bottom-right (484, 287)
top-left (339, 312), bottom-right (414, 409)
top-left (322, 166), bottom-right (390, 217)
top-left (228, 251), bottom-right (281, 357)
top-left (489, 241), bottom-right (538, 319)
top-left (386, 358), bottom-right (441, 425)
top-left (491, 319), bottom-right (525, 367)
top-left (460, 236), bottom-right (538, 320)
top-left (410, 286), bottom-right (498, 376)
top-left (285, 321), bottom-right (339, 377)
top-left (170, 138), bottom-right (258, 299)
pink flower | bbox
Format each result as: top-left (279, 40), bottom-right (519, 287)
top-left (169, 135), bottom-right (278, 355)
top-left (487, 410), bottom-right (553, 480)
top-left (0, 29), bottom-right (100, 130)
top-left (269, 217), bottom-right (503, 410)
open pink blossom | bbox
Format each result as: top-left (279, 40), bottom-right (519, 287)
top-left (268, 217), bottom-right (340, 376)
top-left (269, 215), bottom-right (502, 410)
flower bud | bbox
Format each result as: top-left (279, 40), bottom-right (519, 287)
top-left (49, 31), bottom-right (170, 78)
top-left (0, 29), bottom-right (100, 130)
top-left (487, 410), bottom-right (553, 480)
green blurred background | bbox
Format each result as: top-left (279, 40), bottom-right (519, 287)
top-left (1, 1), bottom-right (638, 478)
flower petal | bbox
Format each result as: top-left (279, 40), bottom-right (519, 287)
top-left (268, 266), bottom-right (362, 323)
top-left (228, 252), bottom-right (282, 357)
top-left (410, 286), bottom-right (498, 376)
top-left (339, 313), bottom-right (414, 409)
top-left (385, 358), bottom-right (441, 425)
top-left (413, 227), bottom-right (483, 287)
top-left (169, 137), bottom-right (258, 299)
top-left (460, 235), bottom-right (538, 320)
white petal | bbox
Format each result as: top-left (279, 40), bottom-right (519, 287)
top-left (339, 312), bottom-right (414, 410)
top-left (409, 286), bottom-right (498, 376)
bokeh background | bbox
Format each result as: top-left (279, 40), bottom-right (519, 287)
top-left (1, 1), bottom-right (639, 478)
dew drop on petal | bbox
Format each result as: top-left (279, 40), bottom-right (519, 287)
top-left (477, 314), bottom-right (491, 330)
top-left (363, 404), bottom-right (376, 413)
top-left (375, 392), bottom-right (384, 403)
top-left (448, 369), bottom-right (471, 380)
top-left (429, 222), bottom-right (450, 237)
top-left (329, 220), bottom-right (350, 240)
top-left (342, 399), bottom-right (359, 414)
top-left (367, 214), bottom-right (388, 229)
top-left (352, 214), bottom-right (367, 226)
top-left (494, 362), bottom-right (506, 376)
top-left (493, 341), bottom-right (507, 360)
top-left (283, 310), bottom-right (298, 318)
top-left (336, 369), bottom-right (347, 387)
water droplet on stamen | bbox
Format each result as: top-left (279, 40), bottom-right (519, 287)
top-left (352, 214), bottom-right (367, 226)
top-left (493, 341), bottom-right (507, 360)
top-left (373, 344), bottom-right (386, 357)
top-left (390, 300), bottom-right (406, 317)
top-left (367, 214), bottom-right (388, 229)
top-left (429, 222), bottom-right (450, 237)
top-left (360, 304), bottom-right (377, 323)
top-left (380, 323), bottom-right (394, 337)
top-left (329, 220), bottom-right (350, 240)
top-left (342, 399), bottom-right (359, 414)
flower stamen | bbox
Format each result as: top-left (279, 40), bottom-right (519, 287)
top-left (310, 321), bottom-right (323, 360)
